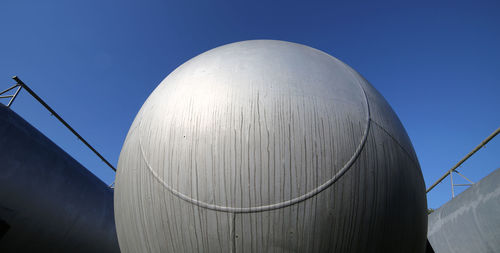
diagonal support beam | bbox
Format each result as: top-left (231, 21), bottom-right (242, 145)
top-left (11, 76), bottom-right (116, 172)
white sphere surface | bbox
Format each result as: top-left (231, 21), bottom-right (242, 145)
top-left (115, 40), bottom-right (427, 253)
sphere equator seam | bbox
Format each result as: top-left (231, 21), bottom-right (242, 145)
top-left (137, 74), bottom-right (371, 213)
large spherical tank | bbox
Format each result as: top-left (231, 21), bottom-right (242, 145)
top-left (114, 40), bottom-right (427, 253)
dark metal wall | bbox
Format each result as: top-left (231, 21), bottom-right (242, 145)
top-left (0, 104), bottom-right (119, 252)
top-left (428, 168), bottom-right (500, 253)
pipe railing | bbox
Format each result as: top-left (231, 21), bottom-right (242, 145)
top-left (1, 76), bottom-right (116, 172)
top-left (426, 127), bottom-right (500, 193)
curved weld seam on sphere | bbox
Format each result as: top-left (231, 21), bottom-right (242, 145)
top-left (138, 67), bottom-right (372, 213)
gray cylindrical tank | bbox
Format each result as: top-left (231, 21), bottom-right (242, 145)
top-left (115, 40), bottom-right (427, 252)
top-left (428, 167), bottom-right (500, 253)
top-left (0, 104), bottom-right (119, 253)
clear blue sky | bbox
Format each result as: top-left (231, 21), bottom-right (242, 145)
top-left (0, 0), bottom-right (498, 209)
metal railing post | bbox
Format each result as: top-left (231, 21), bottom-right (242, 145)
top-left (7, 85), bottom-right (22, 107)
top-left (450, 171), bottom-right (454, 198)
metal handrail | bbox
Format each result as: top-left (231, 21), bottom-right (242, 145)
top-left (5, 76), bottom-right (116, 172)
top-left (426, 127), bottom-right (500, 193)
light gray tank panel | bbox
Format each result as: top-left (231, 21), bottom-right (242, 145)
top-left (351, 69), bottom-right (419, 164)
top-left (0, 105), bottom-right (119, 253)
top-left (428, 168), bottom-right (500, 253)
top-left (115, 40), bottom-right (427, 252)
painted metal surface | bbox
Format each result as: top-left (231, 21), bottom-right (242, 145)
top-left (0, 104), bottom-right (119, 253)
top-left (115, 40), bottom-right (427, 252)
top-left (428, 167), bottom-right (500, 253)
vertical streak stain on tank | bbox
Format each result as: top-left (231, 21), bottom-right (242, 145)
top-left (114, 40), bottom-right (427, 253)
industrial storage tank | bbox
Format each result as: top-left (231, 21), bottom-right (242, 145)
top-left (0, 104), bottom-right (119, 253)
top-left (428, 167), bottom-right (500, 253)
top-left (114, 40), bottom-right (427, 252)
